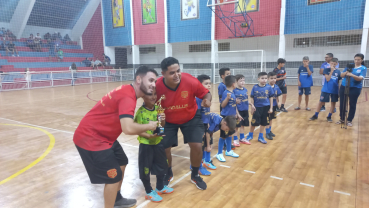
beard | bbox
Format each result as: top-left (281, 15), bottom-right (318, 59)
top-left (140, 83), bottom-right (153, 95)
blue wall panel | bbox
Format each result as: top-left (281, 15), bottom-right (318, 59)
top-left (102, 0), bottom-right (132, 46)
top-left (285, 0), bottom-right (366, 34)
top-left (168, 0), bottom-right (211, 43)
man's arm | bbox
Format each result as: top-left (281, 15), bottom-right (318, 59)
top-left (320, 68), bottom-right (324, 75)
top-left (120, 117), bottom-right (157, 135)
top-left (201, 92), bottom-right (212, 108)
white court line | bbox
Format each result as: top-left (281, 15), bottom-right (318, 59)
top-left (300, 182), bottom-right (314, 188)
top-left (244, 170), bottom-right (256, 174)
top-left (334, 190), bottom-right (351, 196)
top-left (219, 165), bottom-right (231, 168)
top-left (270, 176), bottom-right (283, 180)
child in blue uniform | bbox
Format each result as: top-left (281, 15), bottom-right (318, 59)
top-left (217, 75), bottom-right (241, 162)
top-left (310, 58), bottom-right (341, 122)
top-left (218, 68), bottom-right (231, 112)
top-left (296, 56), bottom-right (314, 111)
top-left (265, 72), bottom-right (282, 140)
top-left (246, 72), bottom-right (273, 144)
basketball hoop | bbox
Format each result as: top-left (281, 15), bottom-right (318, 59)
top-left (207, 0), bottom-right (262, 38)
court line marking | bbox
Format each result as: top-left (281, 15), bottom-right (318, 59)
top-left (270, 176), bottom-right (283, 180)
top-left (244, 170), bottom-right (256, 174)
top-left (86, 90), bottom-right (99, 102)
top-left (300, 182), bottom-right (314, 188)
top-left (334, 190), bottom-right (351, 196)
top-left (0, 124), bottom-right (55, 186)
top-left (219, 165), bottom-right (231, 168)
top-left (119, 142), bottom-right (191, 159)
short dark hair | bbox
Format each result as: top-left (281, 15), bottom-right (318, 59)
top-left (224, 75), bottom-right (236, 87)
top-left (258, 72), bottom-right (268, 78)
top-left (161, 57), bottom-right (179, 71)
top-left (355, 53), bottom-right (365, 66)
top-left (331, 58), bottom-right (338, 63)
top-left (277, 58), bottom-right (286, 64)
top-left (197, 74), bottom-right (211, 84)
top-left (219, 68), bottom-right (230, 76)
top-left (134, 65), bottom-right (158, 80)
top-left (267, 71), bottom-right (276, 78)
top-left (326, 53), bottom-right (334, 58)
top-left (235, 74), bottom-right (244, 81)
top-left (223, 116), bottom-right (236, 132)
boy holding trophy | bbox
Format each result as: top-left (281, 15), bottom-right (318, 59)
top-left (134, 91), bottom-right (173, 203)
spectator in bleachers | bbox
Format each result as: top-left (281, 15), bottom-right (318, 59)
top-left (0, 40), bottom-right (5, 51)
top-left (94, 58), bottom-right (104, 69)
top-left (57, 32), bottom-right (62, 40)
top-left (81, 58), bottom-right (92, 67)
top-left (6, 41), bottom-right (19, 57)
top-left (34, 33), bottom-right (42, 52)
top-left (27, 34), bottom-right (35, 51)
top-left (6, 30), bottom-right (16, 40)
top-left (52, 32), bottom-right (58, 40)
top-left (44, 32), bottom-right (51, 41)
top-left (69, 63), bottom-right (77, 71)
top-left (48, 39), bottom-right (56, 61)
top-left (0, 28), bottom-right (3, 37)
top-left (103, 53), bottom-right (111, 66)
top-left (63, 34), bottom-right (71, 43)
top-left (57, 49), bottom-right (64, 62)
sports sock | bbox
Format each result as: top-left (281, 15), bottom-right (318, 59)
top-left (141, 178), bottom-right (153, 194)
top-left (226, 137), bottom-right (232, 152)
top-left (205, 151), bottom-right (211, 162)
top-left (249, 132), bottom-right (253, 138)
top-left (156, 174), bottom-right (164, 191)
top-left (269, 126), bottom-right (272, 131)
top-left (191, 166), bottom-right (199, 178)
top-left (116, 190), bottom-right (123, 201)
top-left (328, 113), bottom-right (332, 118)
top-left (259, 133), bottom-right (263, 138)
top-left (240, 133), bottom-right (245, 139)
top-left (314, 112), bottom-right (319, 117)
top-left (233, 136), bottom-right (238, 141)
top-left (281, 104), bottom-right (285, 109)
top-left (266, 128), bottom-right (271, 134)
top-left (218, 138), bottom-right (225, 154)
top-left (202, 151), bottom-right (206, 160)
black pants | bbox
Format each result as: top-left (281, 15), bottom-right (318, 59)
top-left (339, 86), bottom-right (362, 122)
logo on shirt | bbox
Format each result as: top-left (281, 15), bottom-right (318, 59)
top-left (107, 169), bottom-right (118, 178)
top-left (181, 91), bottom-right (188, 99)
top-left (357, 70), bottom-right (361, 73)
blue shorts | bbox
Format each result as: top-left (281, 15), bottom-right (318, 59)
top-left (320, 92), bottom-right (339, 102)
top-left (298, 87), bottom-right (311, 95)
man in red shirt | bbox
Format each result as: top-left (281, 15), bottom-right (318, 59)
top-left (156, 57), bottom-right (212, 190)
top-left (74, 66), bottom-right (158, 208)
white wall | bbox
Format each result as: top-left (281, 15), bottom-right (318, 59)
top-left (173, 41), bottom-right (212, 64)
top-left (139, 44), bottom-right (165, 65)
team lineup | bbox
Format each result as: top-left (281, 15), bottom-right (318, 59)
top-left (73, 54), bottom-right (367, 208)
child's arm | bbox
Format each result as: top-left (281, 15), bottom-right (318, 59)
top-left (269, 97), bottom-right (273, 113)
top-left (325, 68), bottom-right (334, 82)
top-left (137, 132), bottom-right (158, 139)
top-left (307, 66), bottom-right (313, 76)
top-left (221, 92), bottom-right (231, 108)
top-left (249, 97), bottom-right (255, 114)
top-left (205, 132), bottom-right (211, 152)
top-left (298, 73), bottom-right (301, 87)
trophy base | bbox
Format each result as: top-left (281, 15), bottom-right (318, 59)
top-left (154, 127), bottom-right (165, 136)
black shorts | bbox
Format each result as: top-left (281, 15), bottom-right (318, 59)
top-left (219, 104), bottom-right (223, 113)
top-left (138, 143), bottom-right (167, 181)
top-left (279, 85), bottom-right (287, 94)
top-left (251, 106), bottom-right (270, 126)
top-left (75, 140), bottom-right (128, 184)
top-left (160, 109), bottom-right (204, 149)
top-left (236, 110), bottom-right (249, 127)
top-left (269, 105), bottom-right (278, 120)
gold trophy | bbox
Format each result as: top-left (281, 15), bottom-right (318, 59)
top-left (154, 95), bottom-right (165, 136)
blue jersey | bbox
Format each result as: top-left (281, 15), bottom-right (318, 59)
top-left (322, 68), bottom-right (342, 94)
top-left (233, 87), bottom-right (248, 111)
top-left (250, 84), bottom-right (273, 107)
top-left (220, 90), bottom-right (237, 116)
top-left (341, 65), bottom-right (367, 88)
top-left (218, 82), bottom-right (226, 102)
top-left (196, 97), bottom-right (210, 124)
top-left (321, 62), bottom-right (339, 85)
top-left (298, 65), bottom-right (314, 88)
top-left (208, 113), bottom-right (223, 133)
top-left (271, 85), bottom-right (282, 106)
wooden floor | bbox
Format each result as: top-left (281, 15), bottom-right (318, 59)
top-left (0, 82), bottom-right (369, 208)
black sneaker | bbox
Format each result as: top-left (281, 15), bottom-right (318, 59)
top-left (327, 117), bottom-right (333, 123)
top-left (191, 175), bottom-right (207, 190)
top-left (276, 107), bottom-right (281, 112)
top-left (163, 171), bottom-right (173, 186)
top-left (265, 133), bottom-right (273, 140)
top-left (309, 115), bottom-right (318, 121)
top-left (114, 197), bottom-right (137, 208)
top-left (280, 107), bottom-right (288, 112)
top-left (320, 106), bottom-right (326, 112)
top-left (270, 131), bottom-right (276, 137)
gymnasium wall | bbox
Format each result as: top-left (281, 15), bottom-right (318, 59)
top-left (132, 0), bottom-right (165, 45)
top-left (82, 4), bottom-right (104, 60)
top-left (285, 0), bottom-right (366, 34)
top-left (102, 0), bottom-right (132, 46)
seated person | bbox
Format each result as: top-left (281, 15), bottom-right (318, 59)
top-left (0, 40), bottom-right (5, 51)
top-left (34, 33), bottom-right (42, 52)
top-left (64, 34), bottom-right (71, 42)
top-left (81, 58), bottom-right (92, 67)
top-left (27, 34), bottom-right (35, 51)
top-left (94, 59), bottom-right (104, 69)
top-left (103, 53), bottom-right (111, 66)
top-left (57, 49), bottom-right (63, 62)
top-left (6, 41), bottom-right (19, 57)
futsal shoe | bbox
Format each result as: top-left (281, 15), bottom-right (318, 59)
top-left (280, 107), bottom-right (288, 112)
top-left (203, 160), bottom-right (217, 170)
top-left (258, 137), bottom-right (267, 144)
top-left (216, 153), bottom-right (226, 162)
top-left (224, 144), bottom-right (236, 150)
top-left (114, 197), bottom-right (137, 208)
top-left (265, 133), bottom-right (273, 140)
top-left (246, 135), bottom-right (253, 141)
top-left (233, 141), bottom-right (240, 147)
top-left (239, 138), bottom-right (251, 145)
top-left (320, 106), bottom-right (326, 111)
top-left (145, 190), bottom-right (162, 203)
top-left (270, 131), bottom-right (276, 137)
top-left (327, 117), bottom-right (333, 123)
top-left (191, 175), bottom-right (207, 190)
top-left (276, 107), bottom-right (281, 112)
top-left (156, 186), bottom-right (174, 195)
top-left (199, 166), bottom-right (211, 176)
top-left (225, 150), bottom-right (239, 158)
top-left (309, 115), bottom-right (318, 121)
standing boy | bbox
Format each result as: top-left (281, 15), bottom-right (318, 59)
top-left (135, 90), bottom-right (174, 203)
top-left (265, 72), bottom-right (282, 140)
top-left (295, 56), bottom-right (313, 111)
top-left (273, 58), bottom-right (288, 112)
top-left (218, 68), bottom-right (231, 112)
top-left (216, 75), bottom-right (241, 162)
top-left (310, 58), bottom-right (341, 122)
top-left (319, 53), bottom-right (339, 111)
top-left (246, 72), bottom-right (273, 144)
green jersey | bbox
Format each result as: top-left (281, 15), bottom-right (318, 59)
top-left (134, 105), bottom-right (163, 145)
top-left (58, 50), bottom-right (63, 56)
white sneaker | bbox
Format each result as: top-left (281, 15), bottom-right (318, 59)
top-left (216, 153), bottom-right (226, 162)
top-left (225, 150), bottom-right (239, 158)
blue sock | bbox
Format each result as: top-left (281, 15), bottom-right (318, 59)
top-left (218, 138), bottom-right (225, 154)
top-left (233, 136), bottom-right (238, 141)
top-left (249, 132), bottom-right (253, 138)
top-left (259, 133), bottom-right (263, 138)
top-left (226, 137), bottom-right (232, 152)
top-left (269, 126), bottom-right (272, 131)
top-left (240, 133), bottom-right (245, 139)
top-left (328, 113), bottom-right (332, 118)
top-left (266, 128), bottom-right (271, 134)
top-left (205, 151), bottom-right (211, 162)
top-left (202, 151), bottom-right (206, 160)
top-left (314, 112), bottom-right (319, 117)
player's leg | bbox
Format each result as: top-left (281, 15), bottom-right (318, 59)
top-left (247, 109), bottom-right (259, 141)
top-left (305, 87), bottom-right (311, 110)
top-left (311, 92), bottom-right (327, 120)
top-left (296, 87), bottom-right (302, 110)
top-left (233, 129), bottom-right (240, 147)
top-left (154, 144), bottom-right (173, 195)
top-left (327, 101), bottom-right (336, 123)
top-left (258, 106), bottom-right (269, 144)
top-left (225, 131), bottom-right (239, 158)
top-left (161, 122), bottom-right (178, 186)
top-left (280, 86), bottom-right (288, 112)
top-left (104, 183), bottom-right (121, 208)
top-left (258, 125), bottom-right (267, 144)
top-left (347, 87), bottom-right (361, 125)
